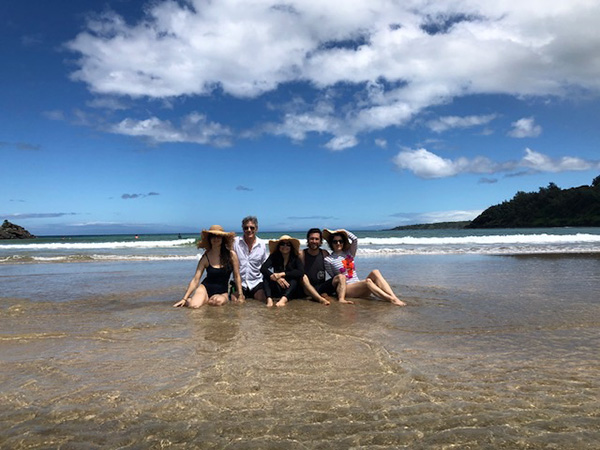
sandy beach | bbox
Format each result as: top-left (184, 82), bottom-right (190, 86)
top-left (2, 249), bottom-right (599, 448)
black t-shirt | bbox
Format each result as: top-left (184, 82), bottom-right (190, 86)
top-left (303, 249), bottom-right (327, 286)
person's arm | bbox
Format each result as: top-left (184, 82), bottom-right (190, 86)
top-left (231, 251), bottom-right (244, 302)
top-left (173, 255), bottom-right (208, 307)
top-left (346, 230), bottom-right (358, 257)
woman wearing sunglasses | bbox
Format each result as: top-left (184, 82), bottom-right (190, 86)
top-left (323, 229), bottom-right (405, 306)
top-left (260, 235), bottom-right (304, 307)
top-left (173, 225), bottom-right (243, 308)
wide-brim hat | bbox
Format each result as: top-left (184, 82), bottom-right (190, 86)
top-left (268, 235), bottom-right (301, 256)
top-left (322, 228), bottom-right (351, 252)
top-left (197, 225), bottom-right (235, 249)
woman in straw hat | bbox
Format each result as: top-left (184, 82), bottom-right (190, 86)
top-left (173, 225), bottom-right (243, 308)
top-left (323, 229), bottom-right (406, 306)
top-left (260, 235), bottom-right (304, 307)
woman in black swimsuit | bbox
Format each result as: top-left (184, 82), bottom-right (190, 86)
top-left (173, 225), bottom-right (243, 308)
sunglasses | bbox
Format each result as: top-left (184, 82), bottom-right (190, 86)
top-left (332, 239), bottom-right (344, 244)
top-left (279, 242), bottom-right (292, 247)
top-left (243, 226), bottom-right (256, 231)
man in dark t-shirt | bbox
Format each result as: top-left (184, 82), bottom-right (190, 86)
top-left (299, 228), bottom-right (350, 305)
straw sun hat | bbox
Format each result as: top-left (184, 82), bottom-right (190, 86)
top-left (197, 225), bottom-right (235, 249)
top-left (322, 228), bottom-right (352, 252)
top-left (268, 235), bottom-right (301, 255)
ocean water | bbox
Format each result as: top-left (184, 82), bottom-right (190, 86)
top-left (1, 229), bottom-right (599, 448)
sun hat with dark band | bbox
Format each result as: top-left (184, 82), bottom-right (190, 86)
top-left (268, 235), bottom-right (301, 256)
top-left (322, 228), bottom-right (352, 252)
top-left (197, 225), bottom-right (235, 249)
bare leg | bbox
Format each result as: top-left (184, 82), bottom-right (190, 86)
top-left (333, 274), bottom-right (352, 304)
top-left (186, 285), bottom-right (209, 308)
top-left (208, 293), bottom-right (228, 306)
top-left (346, 279), bottom-right (402, 305)
top-left (302, 275), bottom-right (330, 305)
top-left (366, 270), bottom-right (406, 306)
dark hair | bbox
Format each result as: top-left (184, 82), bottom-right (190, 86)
top-left (242, 216), bottom-right (258, 228)
top-left (327, 232), bottom-right (348, 251)
top-left (306, 228), bottom-right (322, 240)
top-left (205, 234), bottom-right (232, 270)
top-left (271, 245), bottom-right (298, 271)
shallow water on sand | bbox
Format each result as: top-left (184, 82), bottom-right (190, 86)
top-left (1, 254), bottom-right (599, 448)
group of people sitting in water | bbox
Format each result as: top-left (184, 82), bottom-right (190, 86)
top-left (173, 216), bottom-right (406, 308)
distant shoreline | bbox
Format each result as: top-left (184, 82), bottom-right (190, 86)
top-left (387, 221), bottom-right (471, 230)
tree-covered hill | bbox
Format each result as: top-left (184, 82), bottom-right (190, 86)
top-left (467, 175), bottom-right (600, 228)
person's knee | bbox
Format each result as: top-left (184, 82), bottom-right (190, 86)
top-left (365, 278), bottom-right (374, 286)
top-left (369, 269), bottom-right (381, 279)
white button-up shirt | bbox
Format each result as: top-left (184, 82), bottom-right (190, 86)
top-left (233, 236), bottom-right (268, 290)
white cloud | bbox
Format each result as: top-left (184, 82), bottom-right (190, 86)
top-left (427, 114), bottom-right (498, 133)
top-left (110, 112), bottom-right (232, 146)
top-left (394, 147), bottom-right (600, 178)
top-left (326, 135), bottom-right (358, 151)
top-left (508, 117), bottom-right (542, 138)
top-left (393, 148), bottom-right (462, 178)
top-left (521, 148), bottom-right (594, 172)
top-left (375, 139), bottom-right (387, 148)
top-left (67, 1), bottom-right (600, 147)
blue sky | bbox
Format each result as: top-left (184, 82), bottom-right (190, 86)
top-left (2, 0), bottom-right (599, 235)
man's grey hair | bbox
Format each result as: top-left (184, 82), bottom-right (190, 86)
top-left (242, 216), bottom-right (258, 228)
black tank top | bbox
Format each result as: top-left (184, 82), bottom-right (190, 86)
top-left (303, 249), bottom-right (326, 285)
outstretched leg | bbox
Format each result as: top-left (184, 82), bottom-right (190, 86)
top-left (366, 270), bottom-right (405, 306)
top-left (302, 275), bottom-right (330, 305)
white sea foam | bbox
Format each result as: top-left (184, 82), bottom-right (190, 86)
top-left (0, 238), bottom-right (195, 251)
top-left (358, 233), bottom-right (600, 246)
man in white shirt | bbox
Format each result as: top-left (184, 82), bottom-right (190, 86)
top-left (232, 216), bottom-right (268, 302)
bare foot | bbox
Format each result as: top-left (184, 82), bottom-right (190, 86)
top-left (339, 298), bottom-right (354, 304)
top-left (275, 297), bottom-right (288, 307)
top-left (266, 298), bottom-right (274, 308)
top-left (318, 295), bottom-right (330, 306)
top-left (391, 297), bottom-right (406, 306)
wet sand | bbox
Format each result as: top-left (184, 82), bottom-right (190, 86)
top-left (1, 254), bottom-right (599, 448)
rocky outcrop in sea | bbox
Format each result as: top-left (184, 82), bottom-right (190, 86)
top-left (0, 220), bottom-right (36, 239)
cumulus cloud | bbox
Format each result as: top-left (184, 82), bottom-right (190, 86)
top-left (111, 113), bottom-right (232, 147)
top-left (427, 114), bottom-right (497, 133)
top-left (394, 147), bottom-right (600, 178)
top-left (66, 1), bottom-right (600, 147)
top-left (326, 135), bottom-right (358, 151)
top-left (508, 117), bottom-right (542, 138)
